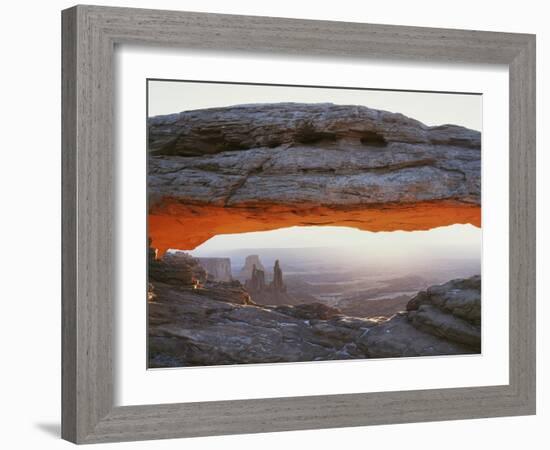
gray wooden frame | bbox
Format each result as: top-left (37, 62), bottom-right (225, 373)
top-left (62, 4), bottom-right (536, 444)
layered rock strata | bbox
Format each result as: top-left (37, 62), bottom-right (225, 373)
top-left (195, 257), bottom-right (232, 282)
top-left (147, 103), bottom-right (481, 253)
top-left (148, 253), bottom-right (481, 366)
top-left (149, 249), bottom-right (206, 287)
top-left (362, 276), bottom-right (481, 357)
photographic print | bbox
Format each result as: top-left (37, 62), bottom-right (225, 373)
top-left (147, 80), bottom-right (482, 368)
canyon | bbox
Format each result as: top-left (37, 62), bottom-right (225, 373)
top-left (148, 252), bottom-right (480, 367)
top-left (243, 259), bottom-right (299, 306)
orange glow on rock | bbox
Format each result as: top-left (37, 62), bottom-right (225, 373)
top-left (148, 200), bottom-right (481, 257)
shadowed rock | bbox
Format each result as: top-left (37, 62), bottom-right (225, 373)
top-left (149, 250), bottom-right (206, 286)
top-left (407, 275), bottom-right (481, 325)
top-left (363, 275), bottom-right (481, 357)
top-left (358, 313), bottom-right (474, 358)
top-left (408, 305), bottom-right (480, 348)
top-left (148, 256), bottom-right (481, 366)
top-left (148, 282), bottom-right (373, 366)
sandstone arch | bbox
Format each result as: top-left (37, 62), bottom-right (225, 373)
top-left (148, 103), bottom-right (481, 255)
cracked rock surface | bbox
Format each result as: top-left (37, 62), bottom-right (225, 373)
top-left (148, 103), bottom-right (481, 209)
top-left (148, 255), bottom-right (481, 367)
top-left (363, 276), bottom-right (481, 357)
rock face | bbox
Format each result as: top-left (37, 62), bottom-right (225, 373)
top-left (358, 313), bottom-right (472, 358)
top-left (148, 282), bottom-right (377, 367)
top-left (148, 103), bottom-right (480, 157)
top-left (195, 257), bottom-right (232, 282)
top-left (244, 264), bottom-right (266, 292)
top-left (245, 260), bottom-right (296, 306)
top-left (147, 103), bottom-right (481, 253)
top-left (271, 260), bottom-right (285, 292)
top-left (149, 249), bottom-right (206, 287)
top-left (239, 255), bottom-right (265, 280)
top-left (148, 252), bottom-right (480, 367)
top-left (362, 276), bottom-right (481, 357)
top-left (407, 276), bottom-right (481, 325)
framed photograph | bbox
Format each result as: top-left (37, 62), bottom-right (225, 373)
top-left (62, 5), bottom-right (536, 444)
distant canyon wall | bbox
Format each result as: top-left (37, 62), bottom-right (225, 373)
top-left (195, 257), bottom-right (232, 282)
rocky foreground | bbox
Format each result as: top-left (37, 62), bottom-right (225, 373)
top-left (148, 255), bottom-right (481, 367)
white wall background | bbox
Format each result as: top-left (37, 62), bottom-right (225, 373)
top-left (0, 1), bottom-right (546, 449)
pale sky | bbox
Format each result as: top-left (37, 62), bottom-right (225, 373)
top-left (189, 224), bottom-right (481, 259)
top-left (148, 79), bottom-right (482, 131)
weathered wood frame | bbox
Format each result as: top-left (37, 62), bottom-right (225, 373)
top-left (62, 5), bottom-right (536, 444)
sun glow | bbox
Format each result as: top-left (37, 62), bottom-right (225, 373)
top-left (184, 224), bottom-right (481, 261)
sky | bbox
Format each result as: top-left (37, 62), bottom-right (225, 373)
top-left (148, 80), bottom-right (482, 131)
top-left (188, 224), bottom-right (481, 260)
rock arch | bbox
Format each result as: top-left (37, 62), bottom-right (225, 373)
top-left (148, 103), bottom-right (481, 255)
